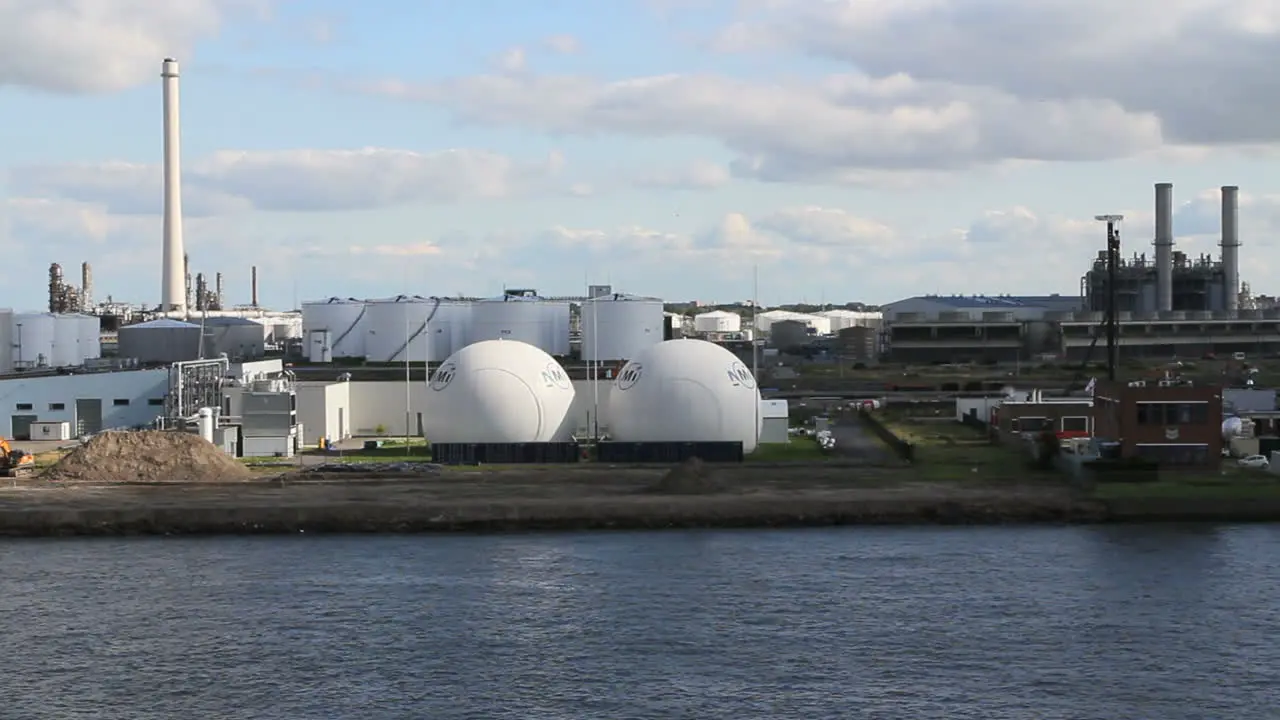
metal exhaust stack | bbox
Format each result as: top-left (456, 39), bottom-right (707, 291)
top-left (1154, 182), bottom-right (1174, 313)
top-left (161, 58), bottom-right (187, 312)
top-left (251, 265), bottom-right (259, 308)
top-left (1221, 185), bottom-right (1240, 312)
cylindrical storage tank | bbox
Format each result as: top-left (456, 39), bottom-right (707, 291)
top-left (52, 314), bottom-right (84, 366)
top-left (581, 294), bottom-right (665, 362)
top-left (79, 315), bottom-right (101, 361)
top-left (202, 317), bottom-right (266, 360)
top-left (363, 296), bottom-right (434, 363)
top-left (694, 310), bottom-right (742, 333)
top-left (308, 330), bottom-right (332, 363)
top-left (12, 312), bottom-right (57, 367)
top-left (982, 311), bottom-right (1015, 323)
top-left (607, 339), bottom-right (763, 453)
top-left (1223, 416), bottom-right (1244, 441)
top-left (0, 309), bottom-right (12, 373)
top-left (544, 301), bottom-right (571, 356)
top-left (469, 296), bottom-right (550, 352)
top-left (197, 407), bottom-right (215, 443)
top-left (423, 339), bottom-right (576, 443)
top-left (301, 298), bottom-right (367, 358)
top-left (117, 319), bottom-right (202, 363)
top-left (423, 299), bottom-right (471, 362)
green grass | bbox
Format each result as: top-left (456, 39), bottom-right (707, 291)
top-left (1091, 471), bottom-right (1280, 500)
top-left (748, 439), bottom-right (828, 461)
top-left (879, 416), bottom-right (1038, 481)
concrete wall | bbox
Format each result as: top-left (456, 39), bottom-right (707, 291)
top-left (296, 381), bottom-right (351, 443)
top-left (0, 369), bottom-right (169, 437)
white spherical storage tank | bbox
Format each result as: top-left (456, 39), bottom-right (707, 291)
top-left (581, 294), bottom-right (665, 362)
top-left (693, 310), bottom-right (742, 333)
top-left (607, 338), bottom-right (762, 452)
top-left (423, 339), bottom-right (576, 443)
top-left (363, 295), bottom-right (434, 363)
top-left (470, 296), bottom-right (551, 353)
top-left (301, 298), bottom-right (367, 358)
top-left (12, 312), bottom-right (57, 367)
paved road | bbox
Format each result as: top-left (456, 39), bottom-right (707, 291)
top-left (828, 419), bottom-right (898, 464)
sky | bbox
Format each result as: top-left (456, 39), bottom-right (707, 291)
top-left (3, 0), bottom-right (1280, 311)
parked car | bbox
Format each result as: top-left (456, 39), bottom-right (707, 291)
top-left (1238, 454), bottom-right (1269, 469)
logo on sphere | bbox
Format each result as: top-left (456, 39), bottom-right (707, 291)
top-left (726, 362), bottom-right (756, 389)
top-left (617, 363), bottom-right (643, 391)
top-left (430, 362), bottom-right (456, 391)
top-left (541, 363), bottom-right (571, 390)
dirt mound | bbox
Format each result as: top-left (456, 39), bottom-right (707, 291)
top-left (42, 430), bottom-right (252, 484)
top-left (645, 457), bottom-right (726, 495)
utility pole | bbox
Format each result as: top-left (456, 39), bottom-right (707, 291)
top-left (1095, 215), bottom-right (1124, 381)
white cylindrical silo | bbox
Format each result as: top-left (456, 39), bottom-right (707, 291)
top-left (424, 299), bottom-right (472, 362)
top-left (79, 314), bottom-right (101, 361)
top-left (197, 407), bottom-right (215, 443)
top-left (13, 312), bottom-right (57, 368)
top-left (694, 310), bottom-right (742, 333)
top-left (470, 296), bottom-right (550, 352)
top-left (543, 300), bottom-right (571, 356)
top-left (51, 314), bottom-right (81, 367)
top-left (581, 294), bottom-right (665, 362)
top-left (301, 298), bottom-right (367, 358)
top-left (363, 295), bottom-right (434, 363)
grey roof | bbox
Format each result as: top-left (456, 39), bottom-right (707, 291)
top-left (895, 294), bottom-right (1083, 311)
top-left (126, 319), bottom-right (201, 329)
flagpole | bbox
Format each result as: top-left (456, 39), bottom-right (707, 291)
top-left (753, 264), bottom-right (759, 449)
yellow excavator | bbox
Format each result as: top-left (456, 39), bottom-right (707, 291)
top-left (0, 438), bottom-right (35, 478)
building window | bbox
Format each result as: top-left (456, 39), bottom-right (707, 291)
top-left (48, 403), bottom-right (65, 411)
top-left (113, 399), bottom-right (130, 406)
top-left (1135, 444), bottom-right (1209, 466)
top-left (1136, 401), bottom-right (1209, 425)
top-left (1012, 416), bottom-right (1050, 432)
top-left (1061, 416), bottom-right (1090, 432)
top-left (147, 398), bottom-right (164, 406)
top-left (15, 403), bottom-right (32, 411)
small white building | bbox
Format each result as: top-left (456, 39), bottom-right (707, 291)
top-left (0, 369), bottom-right (169, 439)
top-left (759, 399), bottom-right (790, 444)
top-left (296, 380), bottom-right (352, 446)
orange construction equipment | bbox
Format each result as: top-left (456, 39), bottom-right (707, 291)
top-left (0, 438), bottom-right (35, 477)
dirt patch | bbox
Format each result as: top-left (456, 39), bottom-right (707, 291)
top-left (41, 430), bottom-right (252, 484)
top-left (644, 458), bottom-right (726, 495)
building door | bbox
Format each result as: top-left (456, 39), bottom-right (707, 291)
top-left (10, 415), bottom-right (37, 441)
top-left (338, 407), bottom-right (346, 439)
top-left (75, 398), bottom-right (103, 437)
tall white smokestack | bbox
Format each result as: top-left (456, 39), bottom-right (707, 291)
top-left (1154, 182), bottom-right (1174, 313)
top-left (1221, 185), bottom-right (1240, 313)
top-left (161, 58), bottom-right (186, 312)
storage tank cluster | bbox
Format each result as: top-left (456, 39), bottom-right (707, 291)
top-left (301, 293), bottom-right (585, 363)
top-left (607, 339), bottom-right (762, 453)
top-left (117, 317), bottom-right (266, 363)
top-left (4, 310), bottom-right (101, 371)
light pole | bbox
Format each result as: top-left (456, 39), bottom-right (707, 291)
top-left (1094, 214), bottom-right (1124, 381)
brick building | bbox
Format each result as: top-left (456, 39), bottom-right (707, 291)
top-left (991, 395), bottom-right (1094, 437)
top-left (1091, 381), bottom-right (1222, 466)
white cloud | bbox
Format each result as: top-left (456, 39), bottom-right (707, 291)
top-left (318, 0), bottom-right (1280, 182)
top-left (543, 35), bottom-right (580, 54)
top-left (10, 147), bottom-right (569, 214)
top-left (637, 160), bottom-right (730, 189)
top-left (0, 0), bottom-right (272, 93)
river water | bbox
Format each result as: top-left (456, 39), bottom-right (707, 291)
top-left (1, 526), bottom-right (1277, 719)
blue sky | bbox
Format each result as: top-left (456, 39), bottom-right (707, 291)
top-left (3, 0), bottom-right (1280, 311)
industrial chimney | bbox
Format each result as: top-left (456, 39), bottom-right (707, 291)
top-left (1154, 182), bottom-right (1174, 313)
top-left (1221, 185), bottom-right (1240, 312)
top-left (215, 272), bottom-right (224, 310)
top-left (81, 262), bottom-right (93, 310)
top-left (160, 58), bottom-right (187, 312)
top-left (251, 265), bottom-right (259, 307)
